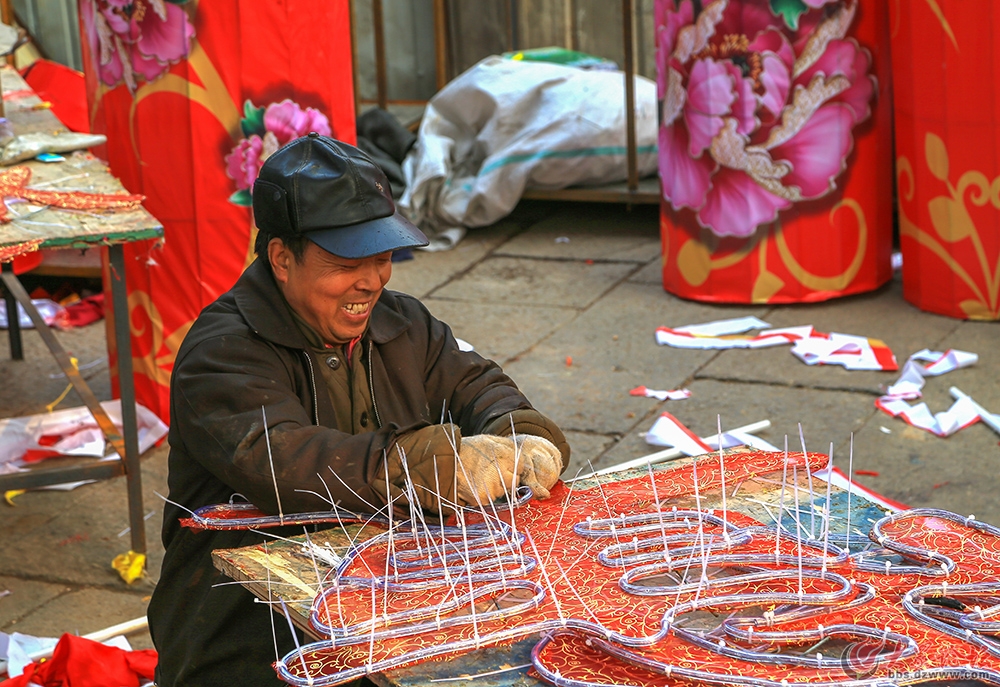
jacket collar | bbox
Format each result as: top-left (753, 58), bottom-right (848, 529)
top-left (233, 257), bottom-right (411, 349)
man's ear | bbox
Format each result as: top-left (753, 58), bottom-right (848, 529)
top-left (268, 238), bottom-right (291, 285)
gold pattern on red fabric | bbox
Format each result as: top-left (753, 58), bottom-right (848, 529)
top-left (277, 451), bottom-right (821, 681)
top-left (534, 508), bottom-right (1000, 686)
top-left (271, 449), bottom-right (1000, 686)
top-left (0, 166), bottom-right (145, 224)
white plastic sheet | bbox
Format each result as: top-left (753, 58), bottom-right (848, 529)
top-left (401, 56), bottom-right (658, 245)
top-left (0, 299), bottom-right (66, 330)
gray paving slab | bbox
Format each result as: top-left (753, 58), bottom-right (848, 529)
top-left (849, 413), bottom-right (1000, 524)
top-left (0, 322), bottom-right (111, 418)
top-left (0, 576), bottom-right (70, 629)
top-left (421, 298), bottom-right (578, 365)
top-left (594, 422), bottom-right (663, 476)
top-left (389, 220), bottom-right (522, 299)
top-left (494, 203), bottom-right (660, 263)
top-left (697, 276), bottom-right (962, 394)
top-left (628, 258), bottom-right (666, 285)
top-left (932, 320), bottom-right (1000, 412)
top-left (500, 279), bottom-right (769, 435)
top-left (2, 586), bottom-right (152, 650)
top-left (432, 256), bottom-right (637, 309)
top-left (582, 382), bottom-right (878, 480)
top-left (0, 444), bottom-right (167, 588)
top-left (561, 430), bottom-right (619, 479)
top-left (644, 379), bottom-right (876, 457)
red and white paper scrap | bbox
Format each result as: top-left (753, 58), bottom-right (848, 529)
top-left (882, 349), bottom-right (978, 400)
top-left (951, 387), bottom-right (1000, 437)
top-left (0, 401), bottom-right (168, 485)
top-left (654, 317), bottom-right (810, 349)
top-left (643, 412), bottom-right (776, 454)
top-left (655, 317), bottom-right (897, 371)
top-left (629, 386), bottom-right (691, 401)
top-left (875, 349), bottom-right (982, 437)
top-left (875, 396), bottom-right (980, 438)
top-left (789, 332), bottom-right (897, 371)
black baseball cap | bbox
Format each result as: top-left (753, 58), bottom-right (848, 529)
top-left (252, 133), bottom-right (428, 259)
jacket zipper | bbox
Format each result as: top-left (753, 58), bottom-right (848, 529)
top-left (302, 350), bottom-right (319, 425)
top-left (367, 340), bottom-right (382, 428)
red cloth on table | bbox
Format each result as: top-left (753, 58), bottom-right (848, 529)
top-left (21, 60), bottom-right (90, 134)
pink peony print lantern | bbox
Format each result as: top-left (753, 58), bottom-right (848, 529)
top-left (657, 0), bottom-right (893, 304)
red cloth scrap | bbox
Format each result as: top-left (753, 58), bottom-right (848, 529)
top-left (0, 634), bottom-right (156, 687)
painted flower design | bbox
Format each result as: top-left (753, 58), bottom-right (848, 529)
top-left (81, 0), bottom-right (195, 92)
top-left (657, 0), bottom-right (875, 237)
top-left (225, 100), bottom-right (333, 205)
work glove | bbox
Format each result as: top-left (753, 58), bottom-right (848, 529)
top-left (512, 434), bottom-right (562, 499)
top-left (373, 423), bottom-right (460, 516)
top-left (456, 433), bottom-right (562, 506)
top-left (483, 408), bottom-right (571, 473)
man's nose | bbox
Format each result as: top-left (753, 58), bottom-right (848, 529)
top-left (355, 261), bottom-right (384, 291)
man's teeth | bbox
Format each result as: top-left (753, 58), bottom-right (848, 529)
top-left (344, 303), bottom-right (369, 315)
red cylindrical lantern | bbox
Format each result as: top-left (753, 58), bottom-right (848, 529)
top-left (656, 0), bottom-right (892, 303)
top-left (892, 0), bottom-right (1000, 320)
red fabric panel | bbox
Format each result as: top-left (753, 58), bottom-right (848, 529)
top-left (79, 1), bottom-right (357, 421)
top-left (657, 0), bottom-right (893, 304)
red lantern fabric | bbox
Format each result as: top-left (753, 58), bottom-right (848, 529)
top-left (656, 0), bottom-right (893, 303)
top-left (892, 0), bottom-right (1000, 320)
top-left (79, 0), bottom-right (357, 421)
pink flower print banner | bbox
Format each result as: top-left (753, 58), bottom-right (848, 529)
top-left (225, 99), bottom-right (334, 205)
top-left (81, 0), bottom-right (195, 92)
top-left (657, 0), bottom-right (875, 238)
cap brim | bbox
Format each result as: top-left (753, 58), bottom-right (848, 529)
top-left (306, 212), bottom-right (429, 259)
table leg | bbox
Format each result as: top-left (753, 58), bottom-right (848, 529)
top-left (0, 268), bottom-right (126, 452)
top-left (0, 252), bottom-right (148, 562)
top-left (1, 260), bottom-right (23, 360)
top-left (108, 244), bottom-right (146, 557)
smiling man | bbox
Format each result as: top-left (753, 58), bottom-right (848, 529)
top-left (148, 134), bottom-right (570, 686)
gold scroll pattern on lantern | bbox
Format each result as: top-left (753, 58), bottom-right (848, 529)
top-left (897, 133), bottom-right (1000, 320)
top-left (674, 199), bottom-right (868, 304)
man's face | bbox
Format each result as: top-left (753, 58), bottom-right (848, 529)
top-left (270, 239), bottom-right (392, 345)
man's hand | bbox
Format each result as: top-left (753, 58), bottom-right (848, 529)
top-left (456, 434), bottom-right (562, 506)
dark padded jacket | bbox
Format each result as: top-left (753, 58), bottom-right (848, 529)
top-left (148, 257), bottom-right (539, 686)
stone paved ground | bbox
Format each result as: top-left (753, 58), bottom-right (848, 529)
top-left (1, 199), bottom-right (998, 657)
